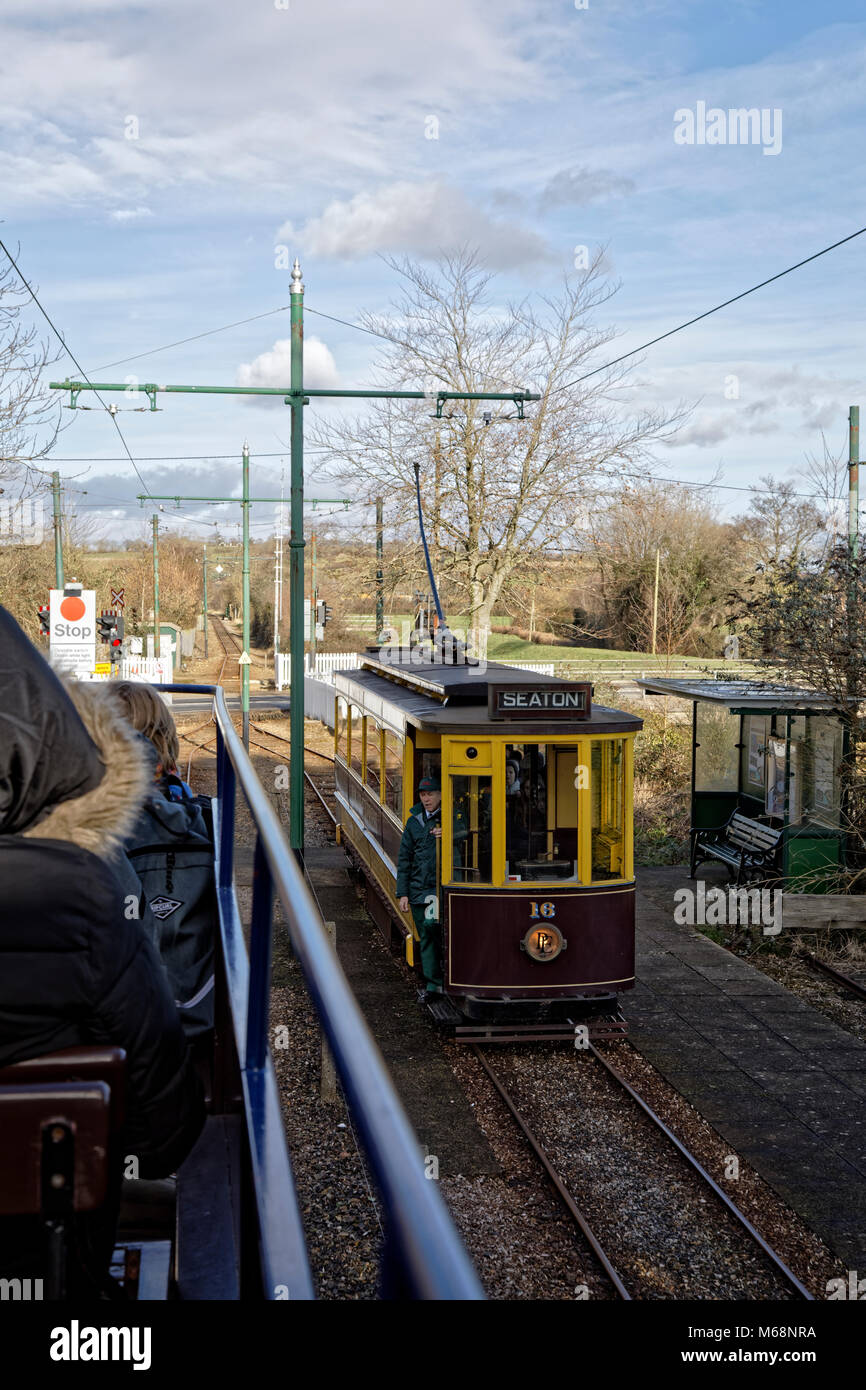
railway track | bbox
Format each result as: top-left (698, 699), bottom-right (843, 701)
top-left (209, 613), bottom-right (243, 688)
top-left (469, 1044), bottom-right (815, 1302)
top-left (296, 763), bottom-right (818, 1298)
top-left (799, 950), bottom-right (866, 1003)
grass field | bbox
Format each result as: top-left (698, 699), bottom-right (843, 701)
top-left (347, 613), bottom-right (740, 667)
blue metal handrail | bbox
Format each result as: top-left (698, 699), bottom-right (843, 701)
top-left (160, 684), bottom-right (484, 1300)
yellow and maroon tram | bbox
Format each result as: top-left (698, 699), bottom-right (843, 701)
top-left (332, 645), bottom-right (642, 1032)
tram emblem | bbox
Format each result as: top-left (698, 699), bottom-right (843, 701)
top-left (521, 916), bottom-right (566, 963)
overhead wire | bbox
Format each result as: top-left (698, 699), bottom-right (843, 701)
top-left (553, 225), bottom-right (866, 394)
top-left (0, 236), bottom-right (157, 500)
top-left (85, 305), bottom-right (292, 374)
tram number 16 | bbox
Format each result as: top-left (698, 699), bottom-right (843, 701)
top-left (529, 901), bottom-right (556, 921)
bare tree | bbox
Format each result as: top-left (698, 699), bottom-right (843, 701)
top-left (587, 481), bottom-right (736, 655)
top-left (311, 250), bottom-right (683, 654)
top-left (800, 435), bottom-right (849, 554)
top-left (733, 475), bottom-right (824, 570)
top-left (0, 256), bottom-right (64, 496)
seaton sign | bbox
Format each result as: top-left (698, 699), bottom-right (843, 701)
top-left (49, 588), bottom-right (96, 677)
top-left (488, 681), bottom-right (592, 720)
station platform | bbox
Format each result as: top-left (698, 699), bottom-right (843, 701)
top-left (628, 867), bottom-right (866, 1271)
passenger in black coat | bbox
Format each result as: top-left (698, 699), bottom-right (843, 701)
top-left (0, 604), bottom-right (205, 1178)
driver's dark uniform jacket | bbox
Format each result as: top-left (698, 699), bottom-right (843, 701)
top-left (396, 801), bottom-right (443, 991)
top-left (0, 604), bottom-right (205, 1180)
top-left (396, 802), bottom-right (468, 992)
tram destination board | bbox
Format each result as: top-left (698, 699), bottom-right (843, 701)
top-left (488, 681), bottom-right (592, 719)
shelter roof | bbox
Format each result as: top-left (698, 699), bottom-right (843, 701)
top-left (636, 677), bottom-right (849, 712)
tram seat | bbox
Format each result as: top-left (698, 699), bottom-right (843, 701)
top-left (0, 1047), bottom-right (127, 1298)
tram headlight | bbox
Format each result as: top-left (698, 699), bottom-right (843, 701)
top-left (521, 924), bottom-right (566, 962)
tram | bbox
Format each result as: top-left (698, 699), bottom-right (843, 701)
top-left (332, 643), bottom-right (643, 1033)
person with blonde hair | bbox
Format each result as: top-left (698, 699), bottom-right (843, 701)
top-left (104, 680), bottom-right (215, 1041)
top-left (107, 681), bottom-right (192, 798)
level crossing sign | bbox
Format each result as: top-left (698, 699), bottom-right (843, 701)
top-left (49, 588), bottom-right (96, 677)
top-left (111, 587), bottom-right (125, 609)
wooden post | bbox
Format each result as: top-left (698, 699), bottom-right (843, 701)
top-left (320, 920), bottom-right (338, 1104)
top-left (651, 547), bottom-right (660, 655)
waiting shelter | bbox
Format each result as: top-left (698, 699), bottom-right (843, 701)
top-left (636, 679), bottom-right (850, 892)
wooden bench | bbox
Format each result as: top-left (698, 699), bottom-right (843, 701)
top-left (691, 811), bottom-right (782, 886)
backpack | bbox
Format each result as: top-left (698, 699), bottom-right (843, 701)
top-left (126, 796), bottom-right (217, 1040)
top-left (161, 772), bottom-right (214, 841)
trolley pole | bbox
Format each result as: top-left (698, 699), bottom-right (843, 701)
top-left (51, 471), bottom-right (64, 589)
top-left (289, 259), bottom-right (306, 855)
top-left (150, 517), bottom-right (159, 656)
top-left (203, 543), bottom-right (209, 658)
top-left (242, 443), bottom-right (251, 750)
top-left (376, 496), bottom-right (384, 637)
top-left (849, 405), bottom-right (859, 561)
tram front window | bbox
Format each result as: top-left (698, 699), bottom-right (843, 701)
top-left (504, 743), bottom-right (578, 882)
top-left (450, 774), bottom-right (491, 883)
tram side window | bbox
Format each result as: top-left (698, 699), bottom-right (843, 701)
top-left (350, 706), bottom-right (363, 777)
top-left (591, 738), bottom-right (625, 880)
top-left (336, 698), bottom-right (349, 763)
top-left (384, 730), bottom-right (403, 816)
top-left (365, 718), bottom-right (381, 797)
top-left (451, 774), bottom-right (491, 884)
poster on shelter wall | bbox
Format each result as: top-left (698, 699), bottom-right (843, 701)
top-left (812, 724), bottom-right (839, 810)
top-left (766, 739), bottom-right (801, 821)
top-left (748, 729), bottom-right (765, 786)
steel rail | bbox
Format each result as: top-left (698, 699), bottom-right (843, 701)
top-left (470, 1045), bottom-right (631, 1300)
top-left (304, 770), bottom-right (338, 827)
top-left (249, 720), bottom-right (336, 763)
top-left (799, 951), bottom-right (866, 1003)
top-left (161, 681), bottom-right (483, 1300)
top-left (588, 1044), bottom-right (815, 1300)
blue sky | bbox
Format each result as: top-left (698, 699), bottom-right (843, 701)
top-left (2, 0), bottom-right (865, 542)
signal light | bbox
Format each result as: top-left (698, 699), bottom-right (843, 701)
top-left (98, 610), bottom-right (119, 644)
top-left (37, 604), bottom-right (50, 637)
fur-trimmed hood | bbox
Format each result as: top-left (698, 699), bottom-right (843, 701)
top-left (23, 679), bottom-right (152, 857)
top-left (0, 604), bottom-right (151, 858)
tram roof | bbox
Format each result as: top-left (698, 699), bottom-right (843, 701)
top-left (635, 677), bottom-right (848, 712)
top-left (333, 655), bottom-right (642, 735)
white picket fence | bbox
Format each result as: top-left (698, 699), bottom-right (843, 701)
top-left (120, 656), bottom-right (174, 684)
top-left (275, 650), bottom-right (555, 690)
top-left (275, 651), bottom-right (360, 689)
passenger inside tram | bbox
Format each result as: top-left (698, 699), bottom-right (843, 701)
top-left (501, 741), bottom-right (625, 882)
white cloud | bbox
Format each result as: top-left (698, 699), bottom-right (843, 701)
top-left (236, 337), bottom-right (340, 395)
top-left (278, 181), bottom-right (551, 269)
top-left (538, 166), bottom-right (636, 208)
top-left (109, 207), bottom-right (153, 223)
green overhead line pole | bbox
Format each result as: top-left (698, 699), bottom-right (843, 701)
top-left (52, 278), bottom-right (539, 854)
top-left (241, 443), bottom-right (251, 748)
top-left (137, 490), bottom-right (351, 757)
top-left (202, 542), bottom-right (209, 659)
top-left (152, 515), bottom-right (160, 656)
top-left (849, 405), bottom-right (859, 561)
top-left (289, 260), bottom-right (305, 854)
top-left (51, 471), bottom-right (64, 589)
top-left (376, 496), bottom-right (384, 637)
top-left (310, 530), bottom-right (318, 662)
